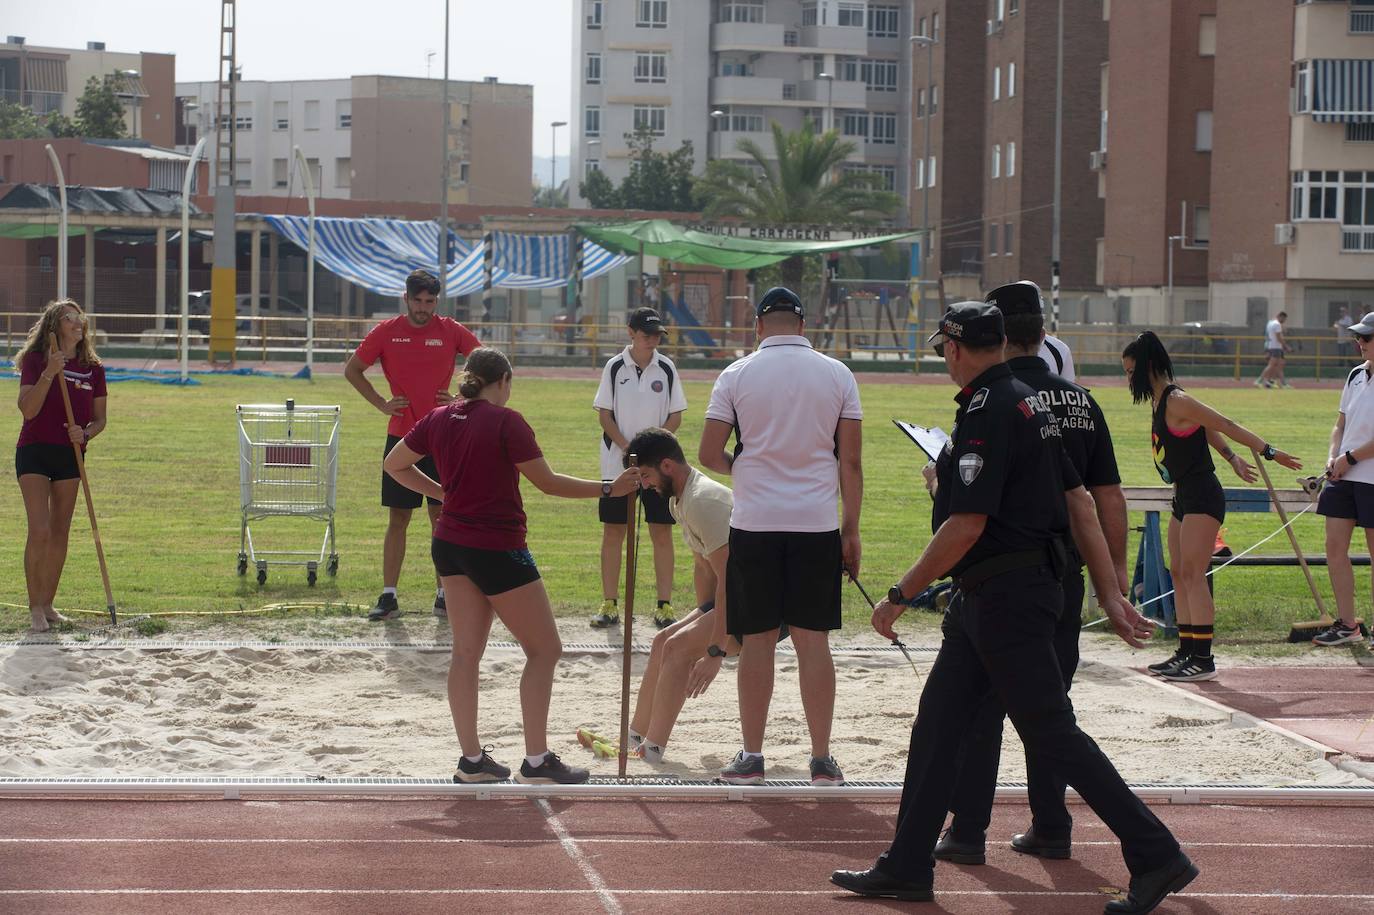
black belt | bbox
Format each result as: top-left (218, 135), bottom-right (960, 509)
top-left (954, 549), bottom-right (1054, 594)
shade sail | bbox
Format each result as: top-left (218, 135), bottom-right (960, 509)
top-left (575, 219), bottom-right (922, 270)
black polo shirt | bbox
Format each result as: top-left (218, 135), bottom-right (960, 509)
top-left (1007, 355), bottom-right (1121, 488)
top-left (933, 362), bottom-right (1080, 577)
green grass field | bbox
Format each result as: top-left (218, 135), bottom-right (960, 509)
top-left (0, 369), bottom-right (1350, 648)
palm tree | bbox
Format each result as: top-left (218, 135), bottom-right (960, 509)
top-left (695, 118), bottom-right (901, 284)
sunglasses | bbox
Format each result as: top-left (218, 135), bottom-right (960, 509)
top-left (1358, 333), bottom-right (1373, 344)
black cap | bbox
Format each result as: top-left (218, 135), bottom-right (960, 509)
top-left (927, 301), bottom-right (1006, 349)
top-left (628, 307), bottom-right (664, 334)
top-left (756, 286), bottom-right (804, 318)
top-left (985, 280), bottom-right (1043, 317)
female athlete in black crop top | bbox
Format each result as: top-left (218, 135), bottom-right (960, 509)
top-left (1123, 332), bottom-right (1303, 682)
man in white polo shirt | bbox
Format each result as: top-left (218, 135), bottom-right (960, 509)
top-left (591, 307), bottom-right (688, 630)
top-left (699, 286), bottom-right (864, 787)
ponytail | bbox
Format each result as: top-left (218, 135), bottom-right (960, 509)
top-left (1121, 330), bottom-right (1174, 404)
top-left (458, 347), bottom-right (512, 399)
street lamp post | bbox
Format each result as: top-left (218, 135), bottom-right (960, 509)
top-left (551, 121), bottom-right (568, 197)
top-left (910, 34), bottom-right (936, 366)
top-left (710, 108), bottom-right (725, 161)
top-left (1050, 0), bottom-right (1064, 332)
top-left (817, 72), bottom-right (834, 133)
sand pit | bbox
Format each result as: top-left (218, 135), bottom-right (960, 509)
top-left (0, 633), bottom-right (1357, 786)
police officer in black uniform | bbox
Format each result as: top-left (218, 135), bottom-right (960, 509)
top-left (934, 283), bottom-right (1131, 865)
top-left (830, 303), bottom-right (1197, 915)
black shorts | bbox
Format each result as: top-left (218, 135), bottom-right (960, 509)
top-left (599, 486), bottom-right (674, 525)
top-left (383, 434), bottom-right (441, 509)
top-left (725, 528), bottom-right (842, 636)
top-left (1171, 473), bottom-right (1226, 524)
top-left (15, 443), bottom-right (80, 482)
top-left (1317, 479), bottom-right (1374, 529)
top-left (431, 537), bottom-right (541, 596)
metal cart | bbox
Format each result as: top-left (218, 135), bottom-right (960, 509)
top-left (236, 399), bottom-right (340, 585)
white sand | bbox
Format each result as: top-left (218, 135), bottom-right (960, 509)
top-left (0, 624), bottom-right (1361, 785)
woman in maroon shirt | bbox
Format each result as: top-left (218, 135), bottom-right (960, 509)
top-left (384, 347), bottom-right (638, 785)
top-left (14, 299), bottom-right (108, 632)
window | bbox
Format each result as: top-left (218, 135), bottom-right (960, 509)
top-left (1009, 0), bottom-right (1019, 13)
top-left (1195, 110), bottom-right (1213, 151)
top-left (584, 105), bottom-right (600, 137)
top-left (39, 255), bottom-right (52, 273)
top-left (719, 2), bottom-right (764, 22)
top-left (585, 158), bottom-right (600, 177)
top-left (633, 105), bottom-right (666, 136)
top-left (930, 85), bottom-right (939, 114)
top-left (585, 0), bottom-right (602, 28)
top-left (1193, 206), bottom-right (1210, 245)
top-left (1198, 16), bottom-right (1216, 56)
top-left (915, 157), bottom-right (925, 189)
top-left (235, 158), bottom-right (252, 188)
top-left (716, 106), bottom-right (765, 132)
top-left (868, 5), bottom-right (899, 38)
top-left (273, 157), bottom-right (288, 188)
top-left (838, 56), bottom-right (860, 81)
top-left (305, 157), bottom-right (321, 190)
top-left (993, 66), bottom-right (1001, 101)
top-left (928, 155), bottom-right (937, 187)
top-left (917, 88), bottom-right (926, 117)
top-left (720, 60), bottom-right (753, 76)
top-left (858, 59), bottom-right (898, 92)
top-left (1004, 222), bottom-right (1014, 255)
top-left (845, 164), bottom-right (897, 191)
top-left (459, 161), bottom-right (469, 183)
top-left (635, 0), bottom-right (667, 28)
top-left (837, 2), bottom-right (865, 27)
top-left (336, 157), bottom-right (351, 188)
top-left (336, 99), bottom-right (351, 129)
top-left (634, 52), bottom-right (668, 83)
top-left (1007, 141), bottom-right (1016, 177)
top-left (1008, 62), bottom-right (1016, 97)
top-left (992, 143), bottom-right (1001, 178)
top-left (918, 16), bottom-right (927, 38)
top-left (1348, 123), bottom-right (1374, 142)
top-left (123, 256), bottom-right (137, 275)
top-left (988, 222), bottom-right (1000, 257)
top-left (235, 101), bottom-right (253, 131)
top-left (273, 100), bottom-right (288, 131)
top-left (802, 2), bottom-right (818, 27)
top-left (1291, 170), bottom-right (1341, 221)
top-left (871, 112), bottom-right (897, 144)
top-left (841, 110), bottom-right (869, 138)
top-left (1295, 61), bottom-right (1311, 114)
top-left (586, 53), bottom-right (601, 84)
top-left (1353, 0), bottom-right (1374, 35)
top-left (932, 11), bottom-right (940, 41)
top-left (304, 99), bottom-right (320, 130)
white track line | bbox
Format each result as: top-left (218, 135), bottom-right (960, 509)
top-left (535, 798), bottom-right (622, 915)
top-left (3, 837), bottom-right (1372, 849)
top-left (1, 890), bottom-right (1371, 901)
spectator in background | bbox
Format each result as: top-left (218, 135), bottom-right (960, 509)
top-left (1334, 305), bottom-right (1355, 362)
top-left (1256, 311), bottom-right (1292, 389)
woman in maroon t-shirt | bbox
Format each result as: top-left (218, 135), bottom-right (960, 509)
top-left (14, 299), bottom-right (108, 632)
top-left (384, 348), bottom-right (638, 785)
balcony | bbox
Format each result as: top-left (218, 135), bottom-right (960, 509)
top-left (1287, 220), bottom-right (1374, 280)
top-left (798, 25), bottom-right (869, 54)
top-left (798, 78), bottom-right (867, 107)
top-left (711, 21), bottom-right (786, 50)
top-left (710, 75), bottom-right (784, 105)
top-left (710, 129), bottom-right (768, 158)
top-left (1343, 228), bottom-right (1374, 252)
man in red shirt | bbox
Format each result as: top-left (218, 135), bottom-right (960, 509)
top-left (345, 269), bottom-right (481, 620)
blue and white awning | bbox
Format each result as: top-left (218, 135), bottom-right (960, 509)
top-left (1312, 59), bottom-right (1374, 123)
top-left (261, 217), bottom-right (631, 297)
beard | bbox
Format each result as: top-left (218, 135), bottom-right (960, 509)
top-left (408, 309), bottom-right (432, 325)
top-left (656, 476), bottom-right (675, 499)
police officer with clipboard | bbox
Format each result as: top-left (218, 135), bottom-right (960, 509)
top-left (830, 303), bottom-right (1197, 914)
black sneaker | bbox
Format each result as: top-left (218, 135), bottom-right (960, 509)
top-left (652, 601), bottom-right (676, 629)
top-left (368, 592), bottom-right (400, 621)
top-left (810, 755), bottom-right (845, 787)
top-left (1313, 621), bottom-right (1363, 646)
top-left (516, 752), bottom-right (589, 785)
top-left (454, 747), bottom-right (510, 784)
top-left (716, 750), bottom-right (765, 785)
top-left (1160, 655), bottom-right (1217, 682)
top-left (433, 590), bottom-right (447, 619)
top-left (1147, 649), bottom-right (1187, 676)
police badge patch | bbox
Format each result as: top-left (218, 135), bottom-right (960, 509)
top-left (958, 453), bottom-right (983, 485)
top-left (966, 388), bottom-right (990, 413)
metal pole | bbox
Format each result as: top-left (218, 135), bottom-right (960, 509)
top-left (43, 144), bottom-right (68, 300)
top-left (1050, 0), bottom-right (1064, 332)
top-left (481, 228), bottom-right (494, 328)
top-left (551, 123), bottom-right (557, 191)
top-left (1167, 237), bottom-right (1175, 327)
top-left (180, 136), bottom-right (208, 383)
top-left (437, 0), bottom-right (451, 313)
top-left (294, 146), bottom-right (316, 377)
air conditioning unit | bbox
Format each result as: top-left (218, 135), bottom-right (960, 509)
top-left (1274, 223), bottom-right (1297, 246)
top-left (86, 41), bottom-right (106, 51)
top-left (987, 18), bottom-right (1004, 35)
top-left (1089, 149), bottom-right (1107, 170)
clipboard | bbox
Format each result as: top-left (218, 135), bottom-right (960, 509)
top-left (892, 419), bottom-right (950, 462)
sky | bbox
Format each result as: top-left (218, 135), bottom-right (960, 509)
top-left (8, 0), bottom-right (574, 157)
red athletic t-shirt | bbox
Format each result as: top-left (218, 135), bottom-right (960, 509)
top-left (353, 315), bottom-right (481, 437)
top-left (17, 351), bottom-right (107, 449)
top-left (403, 398), bottom-right (544, 551)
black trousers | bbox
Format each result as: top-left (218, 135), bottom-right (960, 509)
top-left (876, 567), bottom-right (1178, 886)
top-left (946, 566), bottom-right (1085, 843)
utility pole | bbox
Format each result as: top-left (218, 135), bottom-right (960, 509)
top-left (1050, 0), bottom-right (1064, 333)
top-left (437, 0), bottom-right (451, 313)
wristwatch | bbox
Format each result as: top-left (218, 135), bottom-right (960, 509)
top-left (1261, 443), bottom-right (1277, 461)
top-left (601, 481), bottom-right (613, 497)
top-left (1347, 450), bottom-right (1360, 466)
top-left (706, 644), bottom-right (727, 658)
top-left (888, 584), bottom-right (910, 606)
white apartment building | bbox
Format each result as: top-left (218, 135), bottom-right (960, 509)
top-left (571, 0), bottom-right (913, 208)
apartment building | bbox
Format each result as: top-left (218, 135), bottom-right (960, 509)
top-left (1101, 0), bottom-right (1374, 330)
top-left (570, 0), bottom-right (914, 209)
top-left (175, 76), bottom-right (534, 206)
top-left (0, 37), bottom-right (176, 147)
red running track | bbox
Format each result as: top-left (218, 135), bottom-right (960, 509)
top-left (2, 796), bottom-right (1372, 914)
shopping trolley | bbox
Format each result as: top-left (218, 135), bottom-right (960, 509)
top-left (236, 399), bottom-right (340, 585)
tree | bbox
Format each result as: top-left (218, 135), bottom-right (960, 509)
top-left (0, 99), bottom-right (50, 139)
top-left (579, 168), bottom-right (621, 209)
top-left (73, 74), bottom-right (128, 139)
top-left (577, 126), bottom-right (696, 211)
top-left (694, 118), bottom-right (901, 283)
top-left (533, 180), bottom-right (569, 208)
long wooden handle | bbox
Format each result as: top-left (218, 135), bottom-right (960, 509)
top-left (48, 332), bottom-right (116, 624)
top-left (1252, 449), bottom-right (1328, 622)
top-left (618, 453), bottom-right (640, 780)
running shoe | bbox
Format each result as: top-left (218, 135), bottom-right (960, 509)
top-left (1160, 655), bottom-right (1217, 682)
top-left (367, 592), bottom-right (400, 621)
top-left (652, 601), bottom-right (676, 630)
top-left (1279, 380), bottom-right (1293, 389)
top-left (453, 747), bottom-right (510, 784)
top-left (716, 750), bottom-right (765, 786)
top-left (1146, 649), bottom-right (1187, 676)
top-left (433, 589), bottom-right (447, 619)
top-left (1313, 621), bottom-right (1363, 647)
top-left (516, 752), bottom-right (589, 785)
top-left (810, 755), bottom-right (845, 787)
top-left (589, 599), bottom-right (619, 629)
top-left (1252, 378), bottom-right (1265, 387)
top-left (634, 741), bottom-right (665, 764)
